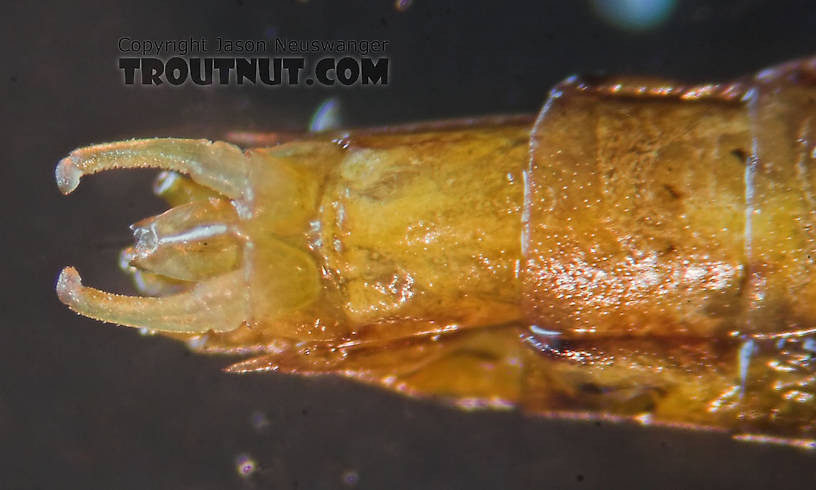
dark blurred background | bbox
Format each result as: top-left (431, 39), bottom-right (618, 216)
top-left (2, 1), bottom-right (815, 489)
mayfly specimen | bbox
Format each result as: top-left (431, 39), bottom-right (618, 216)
top-left (56, 57), bottom-right (816, 449)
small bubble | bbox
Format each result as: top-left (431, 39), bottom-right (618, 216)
top-left (591, 0), bottom-right (676, 31)
top-left (235, 453), bottom-right (258, 478)
top-left (341, 469), bottom-right (359, 487)
top-left (395, 0), bottom-right (413, 12)
top-left (186, 334), bottom-right (209, 350)
top-left (309, 97), bottom-right (342, 132)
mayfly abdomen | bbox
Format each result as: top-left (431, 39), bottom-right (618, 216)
top-left (318, 123), bottom-right (531, 330)
top-left (55, 57), bottom-right (816, 448)
top-left (522, 62), bottom-right (816, 339)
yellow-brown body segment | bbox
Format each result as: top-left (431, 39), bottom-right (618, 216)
top-left (56, 57), bottom-right (816, 448)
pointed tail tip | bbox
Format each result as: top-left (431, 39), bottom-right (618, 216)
top-left (55, 156), bottom-right (82, 195)
top-left (56, 266), bottom-right (82, 306)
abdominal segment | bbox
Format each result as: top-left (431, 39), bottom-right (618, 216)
top-left (317, 124), bottom-right (530, 331)
top-left (523, 63), bottom-right (816, 339)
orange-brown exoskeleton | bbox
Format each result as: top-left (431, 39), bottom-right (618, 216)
top-left (56, 57), bottom-right (816, 449)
